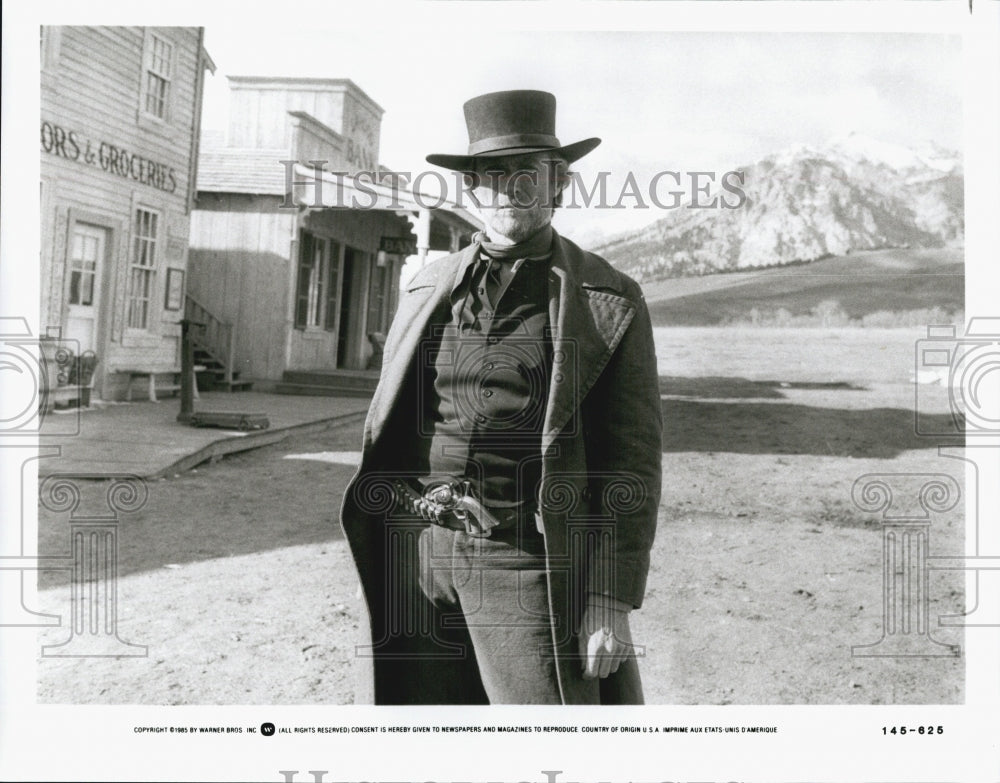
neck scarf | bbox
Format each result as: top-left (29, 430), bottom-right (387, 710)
top-left (475, 225), bottom-right (554, 262)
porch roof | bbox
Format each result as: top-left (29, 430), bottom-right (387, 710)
top-left (289, 163), bottom-right (479, 229)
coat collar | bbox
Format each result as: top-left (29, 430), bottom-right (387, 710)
top-left (365, 230), bottom-right (637, 449)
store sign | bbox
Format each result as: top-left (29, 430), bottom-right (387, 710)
top-left (379, 236), bottom-right (417, 256)
top-left (40, 120), bottom-right (178, 194)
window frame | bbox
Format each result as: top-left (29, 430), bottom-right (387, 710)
top-left (138, 29), bottom-right (175, 126)
top-left (68, 230), bottom-right (101, 307)
top-left (294, 230), bottom-right (342, 333)
top-left (366, 257), bottom-right (392, 336)
top-left (126, 206), bottom-right (162, 332)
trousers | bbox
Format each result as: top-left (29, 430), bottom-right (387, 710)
top-left (415, 522), bottom-right (563, 704)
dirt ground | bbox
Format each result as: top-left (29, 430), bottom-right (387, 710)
top-left (35, 327), bottom-right (966, 704)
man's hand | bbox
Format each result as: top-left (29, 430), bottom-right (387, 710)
top-left (578, 593), bottom-right (634, 679)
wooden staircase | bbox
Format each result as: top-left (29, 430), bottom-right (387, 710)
top-left (275, 369), bottom-right (378, 398)
top-left (185, 295), bottom-right (253, 393)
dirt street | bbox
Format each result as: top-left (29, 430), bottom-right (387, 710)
top-left (36, 328), bottom-right (966, 705)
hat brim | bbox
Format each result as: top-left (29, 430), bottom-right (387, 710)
top-left (426, 137), bottom-right (601, 172)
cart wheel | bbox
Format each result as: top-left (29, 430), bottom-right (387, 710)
top-left (238, 418), bottom-right (251, 432)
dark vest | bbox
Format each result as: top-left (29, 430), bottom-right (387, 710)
top-left (416, 250), bottom-right (552, 507)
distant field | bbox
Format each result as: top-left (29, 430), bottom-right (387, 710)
top-left (653, 326), bottom-right (928, 384)
top-left (642, 247), bottom-right (964, 327)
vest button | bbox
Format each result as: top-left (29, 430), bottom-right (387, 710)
top-left (482, 389), bottom-right (493, 398)
top-left (475, 414), bottom-right (487, 423)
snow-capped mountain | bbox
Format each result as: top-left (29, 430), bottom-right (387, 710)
top-left (595, 133), bottom-right (963, 282)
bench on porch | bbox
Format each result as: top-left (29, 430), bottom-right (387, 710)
top-left (117, 366), bottom-right (203, 403)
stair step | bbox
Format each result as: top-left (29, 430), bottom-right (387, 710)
top-left (280, 370), bottom-right (379, 391)
top-left (200, 380), bottom-right (254, 393)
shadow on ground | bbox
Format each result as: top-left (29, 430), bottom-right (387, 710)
top-left (37, 427), bottom-right (359, 588)
top-left (662, 398), bottom-right (959, 458)
top-left (36, 378), bottom-right (961, 587)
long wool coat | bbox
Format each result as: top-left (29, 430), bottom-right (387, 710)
top-left (339, 230), bottom-right (663, 704)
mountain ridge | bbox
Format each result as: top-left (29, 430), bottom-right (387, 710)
top-left (593, 133), bottom-right (963, 283)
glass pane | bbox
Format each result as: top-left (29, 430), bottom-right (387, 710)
top-left (307, 263), bottom-right (320, 326)
top-left (72, 233), bottom-right (83, 262)
top-left (151, 37), bottom-right (172, 74)
top-left (81, 272), bottom-right (94, 306)
top-left (315, 241), bottom-right (325, 302)
top-left (69, 271), bottom-right (80, 305)
top-left (145, 75), bottom-right (166, 116)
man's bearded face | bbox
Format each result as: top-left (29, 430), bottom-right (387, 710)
top-left (466, 153), bottom-right (565, 243)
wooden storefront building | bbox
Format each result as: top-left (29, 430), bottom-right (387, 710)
top-left (189, 77), bottom-right (478, 394)
top-left (40, 26), bottom-right (215, 403)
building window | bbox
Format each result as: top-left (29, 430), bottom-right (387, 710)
top-left (69, 231), bottom-right (100, 306)
top-left (142, 32), bottom-right (173, 120)
top-left (127, 208), bottom-right (159, 329)
top-left (295, 231), bottom-right (340, 331)
top-left (367, 259), bottom-right (391, 334)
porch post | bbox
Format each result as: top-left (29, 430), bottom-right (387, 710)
top-left (415, 208), bottom-right (431, 267)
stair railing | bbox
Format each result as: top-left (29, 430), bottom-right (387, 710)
top-left (184, 294), bottom-right (235, 387)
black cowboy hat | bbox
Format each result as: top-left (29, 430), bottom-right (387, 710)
top-left (425, 89), bottom-right (601, 172)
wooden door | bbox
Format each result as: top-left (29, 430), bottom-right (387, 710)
top-left (65, 223), bottom-right (106, 353)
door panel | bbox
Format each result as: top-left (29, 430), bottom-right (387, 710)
top-left (65, 223), bottom-right (106, 353)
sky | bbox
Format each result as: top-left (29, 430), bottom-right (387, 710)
top-left (199, 27), bottom-right (962, 240)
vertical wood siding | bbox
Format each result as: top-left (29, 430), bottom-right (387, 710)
top-left (188, 195), bottom-right (295, 381)
top-left (40, 26), bottom-right (205, 399)
top-left (190, 195), bottom-right (413, 377)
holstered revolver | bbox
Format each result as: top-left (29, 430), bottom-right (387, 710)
top-left (392, 479), bottom-right (501, 537)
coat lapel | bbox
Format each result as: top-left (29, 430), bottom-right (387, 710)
top-left (365, 243), bottom-right (478, 446)
top-left (365, 232), bottom-right (636, 452)
top-left (542, 234), bottom-right (637, 451)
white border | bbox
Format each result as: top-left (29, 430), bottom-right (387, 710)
top-left (3, 2), bottom-right (999, 782)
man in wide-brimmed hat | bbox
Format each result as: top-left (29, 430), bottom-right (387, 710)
top-left (340, 90), bottom-right (662, 704)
